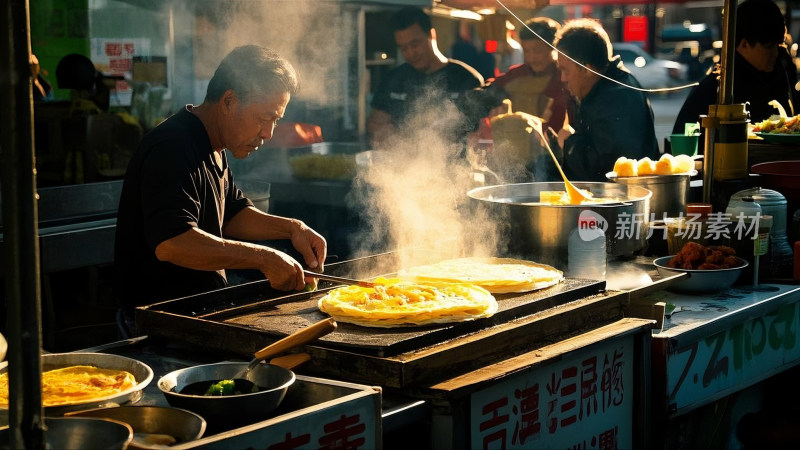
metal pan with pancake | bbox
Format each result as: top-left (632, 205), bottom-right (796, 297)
top-left (0, 352), bottom-right (154, 416)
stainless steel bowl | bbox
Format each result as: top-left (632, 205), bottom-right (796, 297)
top-left (467, 182), bottom-right (652, 269)
top-left (70, 406), bottom-right (206, 449)
top-left (606, 171), bottom-right (695, 218)
top-left (1, 417), bottom-right (133, 450)
top-left (0, 353), bottom-right (153, 416)
top-left (653, 255), bottom-right (748, 294)
top-left (158, 362), bottom-right (295, 427)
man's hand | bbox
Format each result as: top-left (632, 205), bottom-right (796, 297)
top-left (290, 220), bottom-right (327, 274)
top-left (257, 248), bottom-right (306, 291)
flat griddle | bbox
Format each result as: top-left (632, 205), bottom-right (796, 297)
top-left (136, 252), bottom-right (604, 357)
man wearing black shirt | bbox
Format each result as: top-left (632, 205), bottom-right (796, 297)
top-left (114, 46), bottom-right (327, 310)
top-left (367, 6), bottom-right (484, 148)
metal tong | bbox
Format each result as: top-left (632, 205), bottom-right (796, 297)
top-left (305, 271), bottom-right (376, 288)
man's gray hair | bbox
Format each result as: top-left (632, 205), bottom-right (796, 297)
top-left (205, 45), bottom-right (299, 104)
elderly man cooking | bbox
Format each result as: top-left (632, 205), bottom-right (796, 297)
top-left (114, 45), bottom-right (327, 314)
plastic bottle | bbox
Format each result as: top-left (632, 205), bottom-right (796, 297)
top-left (726, 197), bottom-right (764, 285)
top-left (568, 227), bottom-right (607, 280)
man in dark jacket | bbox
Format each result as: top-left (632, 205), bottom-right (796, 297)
top-left (554, 19), bottom-right (660, 182)
top-left (673, 0), bottom-right (799, 140)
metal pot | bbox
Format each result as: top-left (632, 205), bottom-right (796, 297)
top-left (0, 352), bottom-right (154, 416)
top-left (467, 182), bottom-right (652, 269)
top-left (607, 171), bottom-right (694, 218)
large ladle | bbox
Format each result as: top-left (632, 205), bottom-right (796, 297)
top-left (494, 99), bottom-right (591, 205)
top-left (542, 137), bottom-right (592, 205)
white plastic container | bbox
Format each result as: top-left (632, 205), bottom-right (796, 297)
top-left (568, 227), bottom-right (607, 280)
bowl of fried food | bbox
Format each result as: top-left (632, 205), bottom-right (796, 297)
top-left (653, 242), bottom-right (748, 294)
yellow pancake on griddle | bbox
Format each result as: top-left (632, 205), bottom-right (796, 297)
top-left (317, 277), bottom-right (497, 328)
top-left (398, 257), bottom-right (564, 293)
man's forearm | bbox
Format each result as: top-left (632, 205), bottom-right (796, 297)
top-left (154, 227), bottom-right (272, 271)
top-left (223, 206), bottom-right (301, 242)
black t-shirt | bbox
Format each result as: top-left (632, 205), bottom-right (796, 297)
top-left (113, 107), bottom-right (252, 306)
top-left (371, 60), bottom-right (483, 137)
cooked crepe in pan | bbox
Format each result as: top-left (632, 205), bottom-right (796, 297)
top-left (398, 257), bottom-right (564, 293)
top-left (318, 277), bottom-right (498, 328)
top-left (0, 365), bottom-right (137, 407)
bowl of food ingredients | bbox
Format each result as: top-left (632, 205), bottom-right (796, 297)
top-left (157, 361), bottom-right (294, 428)
top-left (607, 153), bottom-right (697, 218)
top-left (287, 142), bottom-right (363, 180)
top-left (653, 242), bottom-right (748, 294)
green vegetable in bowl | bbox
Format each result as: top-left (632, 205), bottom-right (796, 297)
top-left (205, 379), bottom-right (236, 396)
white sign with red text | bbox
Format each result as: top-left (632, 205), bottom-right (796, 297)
top-left (470, 336), bottom-right (634, 449)
top-left (90, 38), bottom-right (151, 106)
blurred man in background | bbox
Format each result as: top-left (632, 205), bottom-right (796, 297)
top-left (673, 0), bottom-right (800, 141)
top-left (367, 6), bottom-right (484, 149)
top-left (554, 18), bottom-right (659, 181)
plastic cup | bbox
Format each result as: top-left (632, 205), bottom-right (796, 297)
top-left (670, 134), bottom-right (699, 157)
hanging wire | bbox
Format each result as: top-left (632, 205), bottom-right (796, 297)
top-left (494, 0), bottom-right (700, 94)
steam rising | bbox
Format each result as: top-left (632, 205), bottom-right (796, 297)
top-left (348, 91), bottom-right (505, 269)
top-left (181, 0), bottom-right (348, 106)
top-left (180, 0), bottom-right (507, 266)
top-left (605, 262), bottom-right (653, 291)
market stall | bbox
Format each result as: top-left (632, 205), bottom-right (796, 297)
top-left (642, 281), bottom-right (800, 446)
top-left (6, 0), bottom-right (800, 448)
top-left (124, 250), bottom-right (658, 448)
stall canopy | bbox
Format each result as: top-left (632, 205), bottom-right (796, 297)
top-left (442, 0), bottom-right (699, 7)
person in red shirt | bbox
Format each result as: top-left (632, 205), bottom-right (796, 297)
top-left (474, 17), bottom-right (569, 182)
top-left (489, 16), bottom-right (568, 133)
